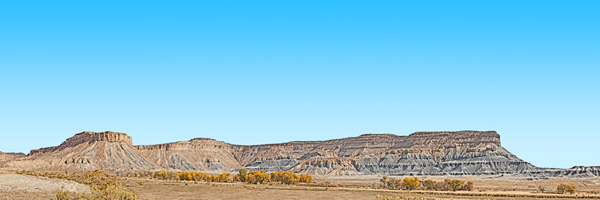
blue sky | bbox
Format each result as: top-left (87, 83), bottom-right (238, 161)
top-left (0, 1), bottom-right (598, 168)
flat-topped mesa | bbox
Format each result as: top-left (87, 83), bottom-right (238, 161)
top-left (409, 130), bottom-right (499, 137)
top-left (409, 130), bottom-right (501, 146)
top-left (134, 137), bottom-right (230, 151)
top-left (354, 133), bottom-right (405, 141)
top-left (28, 131), bottom-right (133, 156)
top-left (59, 131), bottom-right (133, 147)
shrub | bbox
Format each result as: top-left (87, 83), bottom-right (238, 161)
top-left (538, 185), bottom-right (546, 193)
top-left (463, 181), bottom-right (474, 191)
top-left (299, 174), bottom-right (313, 183)
top-left (445, 179), bottom-right (464, 192)
top-left (386, 178), bottom-right (397, 189)
top-left (557, 184), bottom-right (576, 194)
top-left (566, 185), bottom-right (576, 194)
top-left (435, 180), bottom-right (449, 191)
top-left (423, 180), bottom-right (436, 190)
top-left (417, 179), bottom-right (473, 191)
top-left (17, 170), bottom-right (138, 200)
top-left (56, 190), bottom-right (71, 200)
top-left (167, 171), bottom-right (179, 180)
top-left (238, 168), bottom-right (247, 182)
top-left (380, 175), bottom-right (388, 188)
top-left (157, 171), bottom-right (168, 180)
top-left (147, 170), bottom-right (156, 178)
top-left (218, 172), bottom-right (231, 183)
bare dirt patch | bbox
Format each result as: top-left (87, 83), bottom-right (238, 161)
top-left (0, 171), bottom-right (90, 200)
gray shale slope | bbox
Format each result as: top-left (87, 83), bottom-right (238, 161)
top-left (4, 130), bottom-right (598, 178)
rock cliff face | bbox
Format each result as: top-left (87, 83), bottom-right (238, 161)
top-left (229, 131), bottom-right (539, 176)
top-left (130, 131), bottom-right (544, 176)
top-left (4, 130), bottom-right (598, 177)
top-left (134, 138), bottom-right (242, 171)
top-left (526, 166), bottom-right (600, 178)
top-left (7, 131), bottom-right (160, 171)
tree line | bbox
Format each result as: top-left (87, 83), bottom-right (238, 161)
top-left (380, 176), bottom-right (580, 195)
top-left (379, 176), bottom-right (474, 191)
top-left (141, 169), bottom-right (312, 185)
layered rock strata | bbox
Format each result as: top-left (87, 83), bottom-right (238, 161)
top-left (134, 138), bottom-right (241, 171)
top-left (7, 131), bottom-right (160, 171)
top-left (5, 130), bottom-right (598, 178)
top-left (129, 131), bottom-right (543, 176)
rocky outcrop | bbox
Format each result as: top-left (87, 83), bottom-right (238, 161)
top-left (29, 131), bottom-right (133, 156)
top-left (131, 130), bottom-right (546, 176)
top-left (8, 131), bottom-right (160, 171)
top-left (134, 138), bottom-right (242, 171)
top-left (4, 130), bottom-right (598, 178)
top-left (523, 166), bottom-right (600, 178)
top-left (0, 152), bottom-right (26, 161)
top-left (225, 131), bottom-right (541, 176)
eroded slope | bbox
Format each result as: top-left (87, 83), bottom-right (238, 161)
top-left (8, 131), bottom-right (161, 171)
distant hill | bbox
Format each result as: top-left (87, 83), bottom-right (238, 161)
top-left (3, 131), bottom-right (598, 177)
top-left (0, 151), bottom-right (26, 161)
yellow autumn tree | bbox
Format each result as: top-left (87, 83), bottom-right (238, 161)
top-left (557, 184), bottom-right (576, 194)
top-left (299, 174), bottom-right (313, 183)
top-left (245, 174), bottom-right (256, 184)
top-left (402, 177), bottom-right (420, 190)
top-left (445, 179), bottom-right (464, 192)
top-left (218, 172), bottom-right (231, 183)
top-left (157, 171), bottom-right (168, 180)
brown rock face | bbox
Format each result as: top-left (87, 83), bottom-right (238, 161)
top-left (5, 130), bottom-right (598, 178)
top-left (8, 131), bottom-right (160, 171)
top-left (29, 131), bottom-right (133, 156)
top-left (132, 130), bottom-right (534, 176)
top-left (134, 138), bottom-right (242, 171)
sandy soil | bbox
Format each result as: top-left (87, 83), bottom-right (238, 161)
top-left (0, 171), bottom-right (90, 200)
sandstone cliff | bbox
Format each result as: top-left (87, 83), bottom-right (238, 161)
top-left (7, 131), bottom-right (161, 171)
top-left (5, 130), bottom-right (598, 178)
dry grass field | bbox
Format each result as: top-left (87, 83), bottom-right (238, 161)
top-left (0, 171), bottom-right (90, 200)
top-left (317, 175), bottom-right (600, 193)
top-left (2, 169), bottom-right (600, 200)
top-left (123, 176), bottom-right (600, 200)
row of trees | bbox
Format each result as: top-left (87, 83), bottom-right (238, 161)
top-left (235, 169), bottom-right (312, 185)
top-left (146, 169), bottom-right (312, 185)
top-left (177, 171), bottom-right (232, 182)
top-left (379, 176), bottom-right (473, 191)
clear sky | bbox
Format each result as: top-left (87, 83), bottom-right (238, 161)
top-left (0, 1), bottom-right (598, 168)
